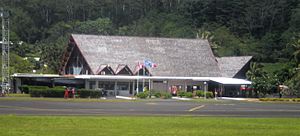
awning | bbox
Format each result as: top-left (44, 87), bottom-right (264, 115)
top-left (209, 77), bottom-right (251, 85)
top-left (12, 73), bottom-right (251, 85)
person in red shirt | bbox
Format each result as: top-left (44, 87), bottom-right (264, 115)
top-left (64, 87), bottom-right (69, 99)
top-left (71, 88), bottom-right (75, 99)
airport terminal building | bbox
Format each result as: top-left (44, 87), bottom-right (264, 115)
top-left (13, 34), bottom-right (252, 97)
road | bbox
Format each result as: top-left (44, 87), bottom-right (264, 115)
top-left (0, 99), bottom-right (300, 117)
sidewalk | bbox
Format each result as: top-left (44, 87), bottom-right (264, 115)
top-left (220, 97), bottom-right (259, 102)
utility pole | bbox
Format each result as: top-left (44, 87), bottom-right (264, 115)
top-left (1, 8), bottom-right (10, 95)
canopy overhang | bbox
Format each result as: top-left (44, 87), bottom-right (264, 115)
top-left (12, 73), bottom-right (251, 85)
top-left (208, 77), bottom-right (251, 85)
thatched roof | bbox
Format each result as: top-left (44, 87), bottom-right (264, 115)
top-left (217, 56), bottom-right (252, 78)
top-left (71, 34), bottom-right (221, 77)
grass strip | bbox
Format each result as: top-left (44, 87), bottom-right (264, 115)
top-left (260, 98), bottom-right (300, 102)
top-left (0, 115), bottom-right (299, 136)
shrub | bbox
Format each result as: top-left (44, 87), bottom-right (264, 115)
top-left (136, 92), bottom-right (149, 99)
top-left (195, 90), bottom-right (213, 98)
top-left (153, 92), bottom-right (162, 98)
top-left (178, 91), bottom-right (185, 98)
top-left (205, 92), bottom-right (213, 98)
top-left (161, 92), bottom-right (172, 99)
top-left (196, 90), bottom-right (204, 97)
top-left (19, 85), bottom-right (29, 94)
top-left (185, 92), bottom-right (193, 98)
top-left (78, 89), bottom-right (102, 98)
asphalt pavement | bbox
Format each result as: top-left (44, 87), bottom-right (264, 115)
top-left (0, 98), bottom-right (300, 117)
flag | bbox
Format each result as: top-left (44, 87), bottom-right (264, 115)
top-left (136, 62), bottom-right (143, 73)
top-left (144, 59), bottom-right (157, 68)
top-left (137, 62), bottom-right (143, 69)
top-left (152, 63), bottom-right (157, 68)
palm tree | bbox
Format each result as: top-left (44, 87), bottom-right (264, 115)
top-left (290, 35), bottom-right (300, 63)
top-left (246, 62), bottom-right (264, 81)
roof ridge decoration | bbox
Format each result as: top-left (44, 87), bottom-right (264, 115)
top-left (115, 64), bottom-right (133, 75)
top-left (95, 64), bottom-right (115, 75)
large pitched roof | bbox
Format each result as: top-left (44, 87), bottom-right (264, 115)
top-left (217, 56), bottom-right (252, 78)
top-left (71, 34), bottom-right (221, 77)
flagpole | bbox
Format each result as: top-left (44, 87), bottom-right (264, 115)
top-left (136, 62), bottom-right (139, 94)
top-left (142, 65), bottom-right (145, 92)
top-left (148, 68), bottom-right (151, 91)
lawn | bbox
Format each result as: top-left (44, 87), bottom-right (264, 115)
top-left (0, 115), bottom-right (299, 136)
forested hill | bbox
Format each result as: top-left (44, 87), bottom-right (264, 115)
top-left (1, 0), bottom-right (300, 93)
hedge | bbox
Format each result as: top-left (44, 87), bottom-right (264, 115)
top-left (18, 85), bottom-right (29, 94)
top-left (77, 89), bottom-right (102, 98)
top-left (29, 87), bottom-right (64, 97)
top-left (26, 85), bottom-right (102, 98)
top-left (195, 90), bottom-right (213, 98)
top-left (259, 98), bottom-right (300, 102)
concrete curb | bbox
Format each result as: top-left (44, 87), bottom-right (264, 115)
top-left (221, 97), bottom-right (259, 101)
top-left (116, 96), bottom-right (136, 100)
top-left (172, 97), bottom-right (192, 101)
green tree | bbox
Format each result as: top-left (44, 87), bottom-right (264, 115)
top-left (127, 12), bottom-right (195, 38)
top-left (246, 62), bottom-right (279, 97)
top-left (73, 18), bottom-right (114, 35)
top-left (7, 53), bottom-right (34, 74)
top-left (39, 36), bottom-right (67, 74)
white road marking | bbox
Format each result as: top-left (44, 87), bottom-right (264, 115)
top-left (146, 103), bottom-right (157, 105)
top-left (188, 105), bottom-right (205, 112)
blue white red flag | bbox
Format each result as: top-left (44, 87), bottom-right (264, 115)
top-left (144, 59), bottom-right (157, 68)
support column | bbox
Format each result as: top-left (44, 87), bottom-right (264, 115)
top-left (136, 77), bottom-right (139, 94)
top-left (220, 84), bottom-right (224, 97)
top-left (15, 78), bottom-right (22, 93)
top-left (95, 80), bottom-right (99, 89)
top-left (184, 80), bottom-right (187, 92)
top-left (114, 81), bottom-right (118, 96)
top-left (166, 80), bottom-right (169, 93)
top-left (148, 79), bottom-right (151, 91)
top-left (128, 82), bottom-right (131, 95)
top-left (132, 81), bottom-right (135, 96)
top-left (151, 80), bottom-right (154, 92)
top-left (85, 79), bottom-right (89, 89)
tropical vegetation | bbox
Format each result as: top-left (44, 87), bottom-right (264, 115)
top-left (1, 0), bottom-right (300, 96)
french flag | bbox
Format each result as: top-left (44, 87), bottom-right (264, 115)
top-left (144, 59), bottom-right (158, 68)
top-left (152, 63), bottom-right (157, 68)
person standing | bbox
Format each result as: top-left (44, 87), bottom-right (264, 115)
top-left (64, 87), bottom-right (69, 99)
top-left (71, 88), bottom-right (75, 99)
